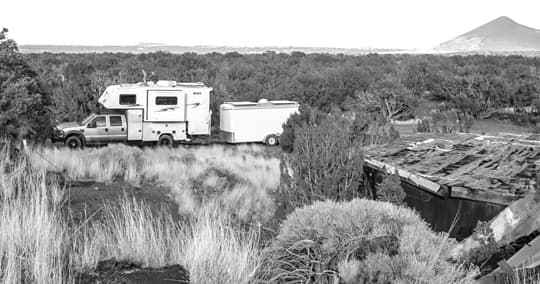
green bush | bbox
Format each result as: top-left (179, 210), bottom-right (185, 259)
top-left (280, 105), bottom-right (327, 153)
top-left (255, 199), bottom-right (477, 283)
top-left (279, 111), bottom-right (365, 210)
top-left (376, 171), bottom-right (406, 205)
top-left (0, 30), bottom-right (53, 141)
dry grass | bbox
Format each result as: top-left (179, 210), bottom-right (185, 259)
top-left (1, 142), bottom-right (265, 283)
top-left (30, 144), bottom-right (280, 224)
top-left (0, 145), bottom-right (71, 283)
top-left (72, 198), bottom-right (262, 284)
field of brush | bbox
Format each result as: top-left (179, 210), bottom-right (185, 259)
top-left (0, 142), bottom-right (483, 283)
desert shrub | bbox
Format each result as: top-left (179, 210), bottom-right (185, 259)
top-left (280, 104), bottom-right (327, 153)
top-left (417, 118), bottom-right (431, 132)
top-left (350, 110), bottom-right (399, 145)
top-left (465, 221), bottom-right (499, 268)
top-left (255, 199), bottom-right (477, 283)
top-left (417, 110), bottom-right (474, 133)
top-left (376, 171), bottom-right (406, 205)
top-left (280, 112), bottom-right (365, 210)
top-left (462, 221), bottom-right (518, 276)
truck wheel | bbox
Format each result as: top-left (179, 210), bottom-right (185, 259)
top-left (65, 136), bottom-right (83, 149)
top-left (158, 134), bottom-right (174, 147)
top-left (265, 134), bottom-right (279, 146)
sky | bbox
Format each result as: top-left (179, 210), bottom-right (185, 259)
top-left (2, 0), bottom-right (540, 49)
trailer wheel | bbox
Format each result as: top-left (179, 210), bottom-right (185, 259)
top-left (65, 136), bottom-right (83, 149)
top-left (265, 134), bottom-right (279, 146)
top-left (158, 134), bottom-right (174, 147)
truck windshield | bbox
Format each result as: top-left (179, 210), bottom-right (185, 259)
top-left (79, 115), bottom-right (95, 125)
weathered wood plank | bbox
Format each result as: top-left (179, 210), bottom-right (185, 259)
top-left (364, 158), bottom-right (443, 196)
top-left (450, 186), bottom-right (518, 205)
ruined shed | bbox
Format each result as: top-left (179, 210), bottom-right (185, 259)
top-left (364, 133), bottom-right (540, 205)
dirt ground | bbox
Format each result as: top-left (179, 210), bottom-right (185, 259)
top-left (64, 180), bottom-right (181, 224)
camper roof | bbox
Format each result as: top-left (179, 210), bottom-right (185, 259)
top-left (222, 100), bottom-right (299, 110)
top-left (225, 100), bottom-right (298, 107)
top-left (115, 81), bottom-right (209, 90)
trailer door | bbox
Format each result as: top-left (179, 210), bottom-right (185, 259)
top-left (147, 90), bottom-right (185, 121)
top-left (126, 109), bottom-right (143, 141)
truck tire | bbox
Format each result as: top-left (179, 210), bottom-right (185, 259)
top-left (265, 134), bottom-right (279, 146)
top-left (65, 136), bottom-right (83, 149)
top-left (158, 134), bottom-right (174, 147)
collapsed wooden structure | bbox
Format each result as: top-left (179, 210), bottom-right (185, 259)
top-left (364, 132), bottom-right (540, 274)
top-left (364, 132), bottom-right (540, 205)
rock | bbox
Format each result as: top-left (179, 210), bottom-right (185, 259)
top-left (77, 259), bottom-right (190, 284)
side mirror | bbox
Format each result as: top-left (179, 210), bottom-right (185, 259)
top-left (87, 121), bottom-right (96, 128)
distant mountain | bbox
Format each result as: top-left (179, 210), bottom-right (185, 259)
top-left (437, 16), bottom-right (540, 52)
top-left (18, 44), bottom-right (405, 55)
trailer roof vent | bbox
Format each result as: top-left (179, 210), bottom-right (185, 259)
top-left (258, 99), bottom-right (269, 104)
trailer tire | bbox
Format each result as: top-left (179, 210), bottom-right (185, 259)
top-left (265, 134), bottom-right (279, 146)
top-left (65, 136), bottom-right (83, 149)
top-left (158, 134), bottom-right (174, 147)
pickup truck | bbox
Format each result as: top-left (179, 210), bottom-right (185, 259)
top-left (51, 113), bottom-right (129, 148)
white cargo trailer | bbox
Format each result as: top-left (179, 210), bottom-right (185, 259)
top-left (219, 99), bottom-right (299, 145)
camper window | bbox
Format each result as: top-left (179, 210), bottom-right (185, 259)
top-left (156, 96), bottom-right (178, 105)
top-left (119, 94), bottom-right (136, 105)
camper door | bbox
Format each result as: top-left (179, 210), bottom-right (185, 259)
top-left (146, 90), bottom-right (185, 121)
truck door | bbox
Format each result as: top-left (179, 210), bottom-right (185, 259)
top-left (126, 109), bottom-right (143, 141)
top-left (85, 116), bottom-right (108, 145)
top-left (108, 115), bottom-right (126, 143)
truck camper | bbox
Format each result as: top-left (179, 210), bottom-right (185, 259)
top-left (51, 80), bottom-right (212, 147)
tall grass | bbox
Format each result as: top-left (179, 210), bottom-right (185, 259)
top-left (30, 144), bottom-right (280, 224)
top-left (73, 198), bottom-right (262, 284)
top-left (0, 144), bottom-right (71, 283)
top-left (180, 209), bottom-right (262, 284)
top-left (2, 142), bottom-right (264, 283)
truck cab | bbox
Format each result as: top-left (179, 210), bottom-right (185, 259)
top-left (52, 113), bottom-right (127, 148)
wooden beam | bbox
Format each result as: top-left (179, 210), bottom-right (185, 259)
top-left (450, 186), bottom-right (518, 205)
top-left (506, 234), bottom-right (540, 269)
top-left (364, 158), bottom-right (444, 196)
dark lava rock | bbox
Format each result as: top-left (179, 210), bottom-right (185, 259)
top-left (76, 259), bottom-right (189, 284)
